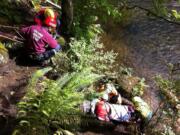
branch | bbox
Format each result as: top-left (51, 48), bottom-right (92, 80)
top-left (0, 24), bottom-right (19, 29)
top-left (125, 5), bottom-right (180, 25)
top-left (0, 34), bottom-right (23, 43)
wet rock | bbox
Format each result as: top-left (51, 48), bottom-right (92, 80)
top-left (0, 43), bottom-right (8, 66)
top-left (117, 75), bottom-right (140, 97)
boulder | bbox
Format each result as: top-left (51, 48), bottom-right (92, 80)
top-left (117, 75), bottom-right (140, 97)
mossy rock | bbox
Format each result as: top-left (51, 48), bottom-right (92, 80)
top-left (117, 75), bottom-right (140, 97)
top-left (0, 43), bottom-right (9, 66)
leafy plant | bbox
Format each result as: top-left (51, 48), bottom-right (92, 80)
top-left (72, 0), bottom-right (122, 39)
top-left (119, 67), bottom-right (133, 76)
top-left (52, 52), bottom-right (71, 73)
top-left (0, 42), bottom-right (9, 65)
top-left (132, 78), bottom-right (148, 96)
top-left (155, 75), bottom-right (179, 107)
top-left (14, 67), bottom-right (102, 134)
top-left (171, 9), bottom-right (180, 20)
top-left (68, 36), bottom-right (118, 75)
top-left (53, 35), bottom-right (118, 77)
top-left (152, 0), bottom-right (169, 16)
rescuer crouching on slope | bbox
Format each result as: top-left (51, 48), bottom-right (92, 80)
top-left (20, 8), bottom-right (61, 65)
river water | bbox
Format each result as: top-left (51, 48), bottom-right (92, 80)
top-left (102, 9), bottom-right (180, 111)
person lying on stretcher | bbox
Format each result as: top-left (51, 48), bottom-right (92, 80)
top-left (92, 82), bottom-right (152, 123)
top-left (94, 95), bottom-right (135, 122)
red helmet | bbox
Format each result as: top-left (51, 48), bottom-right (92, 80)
top-left (44, 16), bottom-right (57, 28)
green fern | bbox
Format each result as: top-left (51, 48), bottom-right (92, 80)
top-left (14, 68), bottom-right (102, 134)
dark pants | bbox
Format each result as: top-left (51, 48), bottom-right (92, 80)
top-left (28, 49), bottom-right (55, 64)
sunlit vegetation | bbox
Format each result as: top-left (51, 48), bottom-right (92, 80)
top-left (12, 0), bottom-right (121, 133)
top-left (0, 0), bottom-right (179, 135)
top-left (71, 0), bottom-right (122, 39)
top-left (155, 75), bottom-right (179, 107)
top-left (13, 67), bottom-right (102, 134)
top-left (153, 75), bottom-right (179, 135)
top-left (152, 0), bottom-right (180, 22)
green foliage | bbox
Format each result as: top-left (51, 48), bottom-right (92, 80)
top-left (0, 42), bottom-right (9, 65)
top-left (152, 0), bottom-right (180, 22)
top-left (161, 125), bottom-right (176, 135)
top-left (68, 36), bottom-right (118, 76)
top-left (31, 0), bottom-right (41, 10)
top-left (61, 68), bottom-right (103, 92)
top-left (155, 75), bottom-right (174, 91)
top-left (72, 0), bottom-right (122, 39)
top-left (57, 36), bottom-right (66, 46)
top-left (25, 67), bottom-right (53, 96)
top-left (117, 66), bottom-right (148, 97)
top-left (171, 9), bottom-right (180, 20)
top-left (53, 0), bottom-right (60, 4)
top-left (119, 67), bottom-right (133, 76)
top-left (0, 0), bottom-right (32, 24)
top-left (53, 35), bottom-right (118, 76)
top-left (0, 42), bottom-right (8, 53)
top-left (14, 68), bottom-right (102, 134)
top-left (132, 78), bottom-right (148, 96)
top-left (155, 75), bottom-right (179, 106)
top-left (152, 0), bottom-right (169, 16)
top-left (52, 52), bottom-right (71, 73)
top-left (84, 90), bottom-right (103, 101)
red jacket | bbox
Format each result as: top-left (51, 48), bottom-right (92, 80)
top-left (95, 100), bottom-right (110, 121)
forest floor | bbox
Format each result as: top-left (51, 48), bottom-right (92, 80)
top-left (0, 58), bottom-right (37, 134)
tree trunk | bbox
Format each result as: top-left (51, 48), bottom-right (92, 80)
top-left (61, 0), bottom-right (73, 36)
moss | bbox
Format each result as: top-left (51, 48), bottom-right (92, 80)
top-left (0, 43), bottom-right (9, 66)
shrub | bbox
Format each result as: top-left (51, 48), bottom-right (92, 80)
top-left (69, 36), bottom-right (118, 75)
